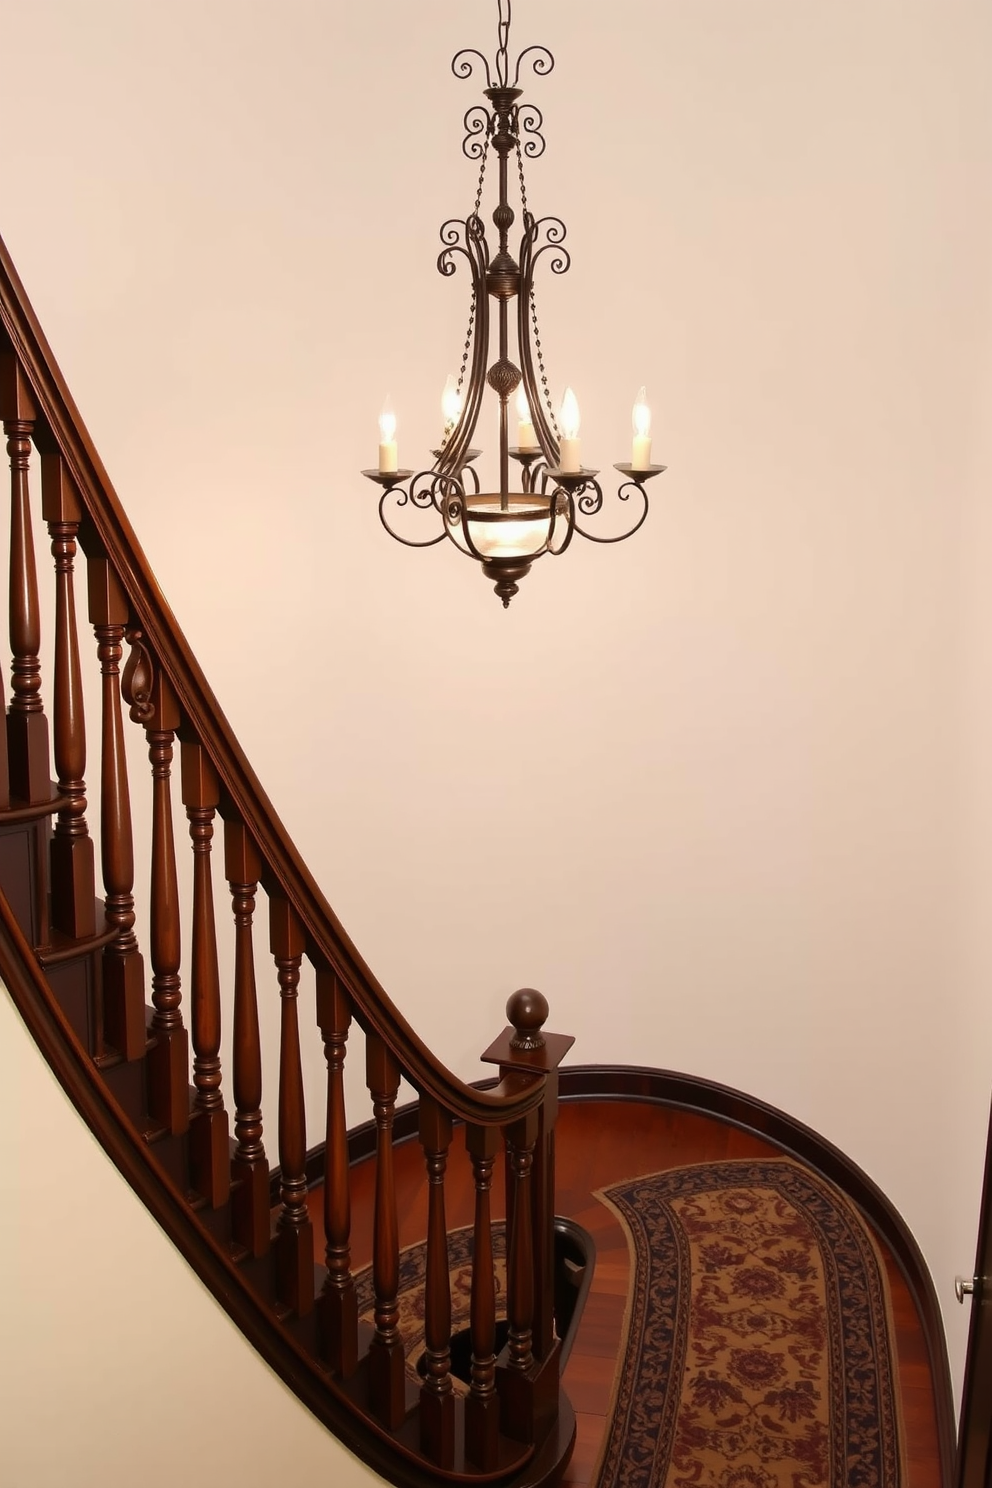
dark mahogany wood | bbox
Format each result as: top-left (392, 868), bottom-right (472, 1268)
top-left (127, 654), bottom-right (188, 1137)
top-left (532, 1071), bottom-right (558, 1363)
top-left (418, 1092), bottom-right (455, 1468)
top-left (556, 1063), bottom-right (955, 1487)
top-left (87, 556), bottom-right (145, 1061)
top-left (270, 895), bottom-right (314, 1317)
top-left (488, 994), bottom-right (573, 1371)
top-left (41, 453), bottom-right (95, 938)
top-left (0, 233), bottom-right (550, 1149)
top-left (0, 354), bottom-right (49, 806)
top-left (182, 740), bottom-right (229, 1208)
top-left (316, 969), bottom-right (358, 1375)
top-left (225, 818), bottom-right (269, 1258)
top-left (957, 1093), bottom-right (992, 1488)
top-left (366, 1030), bottom-right (407, 1430)
top-left (0, 229), bottom-right (577, 1488)
top-left (498, 1103), bottom-right (564, 1449)
top-left (465, 1121), bottom-right (502, 1471)
top-left (504, 1107), bottom-right (537, 1379)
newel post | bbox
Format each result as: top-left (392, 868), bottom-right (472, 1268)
top-left (480, 989), bottom-right (574, 1447)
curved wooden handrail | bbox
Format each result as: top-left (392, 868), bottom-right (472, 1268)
top-left (0, 230), bottom-right (544, 1129)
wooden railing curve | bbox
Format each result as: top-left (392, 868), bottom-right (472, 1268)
top-left (0, 228), bottom-right (578, 1487)
top-left (0, 234), bottom-right (548, 1129)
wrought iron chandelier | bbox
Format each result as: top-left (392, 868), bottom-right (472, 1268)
top-left (362, 0), bottom-right (665, 607)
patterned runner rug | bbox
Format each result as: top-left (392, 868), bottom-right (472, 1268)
top-left (595, 1159), bottom-right (903, 1488)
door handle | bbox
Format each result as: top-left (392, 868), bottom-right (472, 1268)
top-left (956, 1275), bottom-right (977, 1304)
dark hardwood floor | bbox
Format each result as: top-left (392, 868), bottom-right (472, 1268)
top-left (312, 1098), bottom-right (944, 1488)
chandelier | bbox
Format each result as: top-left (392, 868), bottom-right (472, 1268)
top-left (362, 0), bottom-right (666, 607)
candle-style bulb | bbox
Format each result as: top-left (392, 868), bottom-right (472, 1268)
top-left (441, 375), bottom-right (461, 431)
top-left (630, 386), bottom-right (652, 472)
top-left (560, 387), bottom-right (581, 440)
top-left (378, 396), bottom-right (398, 475)
top-left (516, 384), bottom-right (539, 451)
top-left (379, 397), bottom-right (397, 444)
top-left (558, 387), bottom-right (582, 474)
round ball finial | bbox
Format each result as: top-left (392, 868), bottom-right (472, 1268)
top-left (507, 988), bottom-right (549, 1052)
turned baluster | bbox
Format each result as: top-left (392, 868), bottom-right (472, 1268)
top-left (465, 1122), bottom-right (501, 1470)
top-left (481, 990), bottom-right (575, 1446)
top-left (316, 969), bottom-right (357, 1375)
top-left (366, 1032), bottom-right (405, 1430)
top-left (181, 741), bottom-right (229, 1206)
top-left (419, 1092), bottom-right (455, 1467)
top-left (225, 820), bottom-right (269, 1257)
top-left (505, 1113), bottom-right (537, 1379)
top-left (123, 637), bottom-right (188, 1136)
top-left (532, 1072), bottom-right (560, 1362)
top-left (42, 455), bottom-right (95, 938)
top-left (270, 896), bottom-right (313, 1316)
top-left (0, 355), bottom-right (48, 805)
top-left (88, 558), bottom-right (144, 1060)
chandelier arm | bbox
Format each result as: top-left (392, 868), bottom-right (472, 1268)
top-left (439, 222), bottom-right (491, 476)
top-left (517, 225), bottom-right (560, 463)
top-left (570, 479), bottom-right (651, 544)
top-left (377, 478), bottom-right (449, 549)
top-left (547, 491), bottom-right (577, 556)
top-left (441, 490), bottom-right (485, 562)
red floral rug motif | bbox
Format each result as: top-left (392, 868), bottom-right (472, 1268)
top-left (595, 1159), bottom-right (902, 1488)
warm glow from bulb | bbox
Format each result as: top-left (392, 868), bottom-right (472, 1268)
top-left (560, 387), bottom-right (580, 440)
top-left (516, 385), bottom-right (532, 423)
top-left (632, 386), bottom-right (651, 437)
top-left (441, 375), bottom-right (461, 427)
top-left (379, 399), bottom-right (397, 443)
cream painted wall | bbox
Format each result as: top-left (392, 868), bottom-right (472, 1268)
top-left (0, 991), bottom-right (380, 1488)
top-left (1, 0), bottom-right (992, 1476)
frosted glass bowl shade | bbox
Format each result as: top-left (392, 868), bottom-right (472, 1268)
top-left (462, 493), bottom-right (555, 560)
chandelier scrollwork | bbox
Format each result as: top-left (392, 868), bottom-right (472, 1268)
top-left (363, 0), bottom-right (665, 606)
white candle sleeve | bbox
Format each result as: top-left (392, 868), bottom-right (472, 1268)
top-left (378, 441), bottom-right (398, 475)
top-left (559, 436), bottom-right (581, 474)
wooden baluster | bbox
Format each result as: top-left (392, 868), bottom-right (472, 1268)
top-left (419, 1092), bottom-right (455, 1467)
top-left (483, 990), bottom-right (574, 1446)
top-left (498, 1107), bottom-right (540, 1444)
top-left (181, 740), bottom-right (229, 1206)
top-left (465, 1122), bottom-right (501, 1470)
top-left (123, 637), bottom-right (188, 1136)
top-left (0, 355), bottom-right (48, 805)
top-left (225, 820), bottom-right (269, 1257)
top-left (532, 1069), bottom-right (559, 1362)
top-left (366, 1032), bottom-right (405, 1429)
top-left (505, 1113), bottom-right (537, 1378)
top-left (316, 969), bottom-right (357, 1375)
top-left (88, 558), bottom-right (144, 1060)
top-left (270, 896), bottom-right (313, 1316)
top-left (42, 455), bottom-right (95, 937)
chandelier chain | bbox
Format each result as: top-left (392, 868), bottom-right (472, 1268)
top-left (496, 0), bottom-right (512, 88)
top-left (516, 139), bottom-right (559, 437)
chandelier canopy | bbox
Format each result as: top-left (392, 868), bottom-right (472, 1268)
top-left (363, 0), bottom-right (665, 607)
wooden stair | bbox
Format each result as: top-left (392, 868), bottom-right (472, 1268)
top-left (0, 227), bottom-right (580, 1488)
